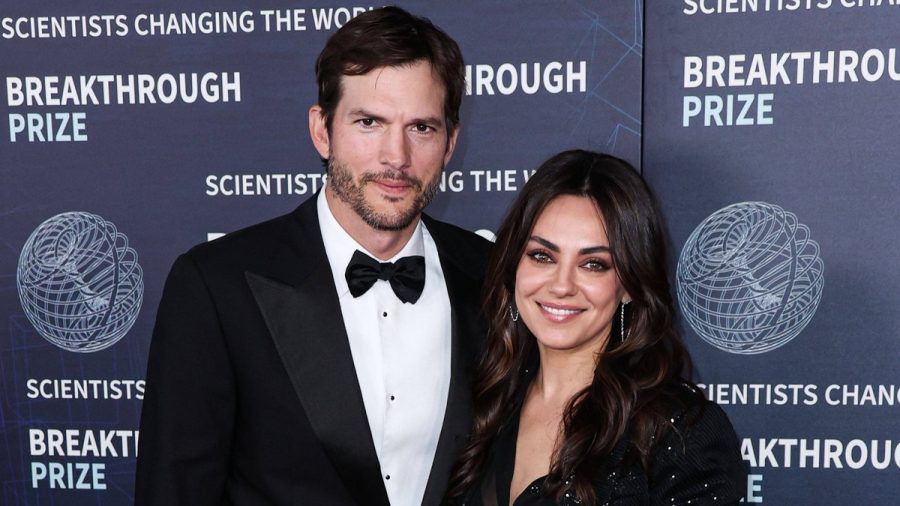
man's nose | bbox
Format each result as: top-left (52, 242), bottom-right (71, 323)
top-left (379, 127), bottom-right (411, 170)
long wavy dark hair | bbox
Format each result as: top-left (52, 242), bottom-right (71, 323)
top-left (447, 150), bottom-right (701, 504)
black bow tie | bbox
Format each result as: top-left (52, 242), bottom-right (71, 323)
top-left (345, 250), bottom-right (426, 304)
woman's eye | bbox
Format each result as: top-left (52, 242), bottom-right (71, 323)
top-left (582, 259), bottom-right (610, 272)
top-left (526, 250), bottom-right (553, 263)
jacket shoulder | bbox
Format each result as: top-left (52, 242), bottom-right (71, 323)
top-left (424, 216), bottom-right (493, 272)
top-left (174, 208), bottom-right (308, 282)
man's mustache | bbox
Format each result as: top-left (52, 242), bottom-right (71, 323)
top-left (361, 170), bottom-right (423, 190)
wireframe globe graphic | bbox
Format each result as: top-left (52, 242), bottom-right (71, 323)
top-left (677, 202), bottom-right (824, 355)
top-left (17, 212), bottom-right (144, 353)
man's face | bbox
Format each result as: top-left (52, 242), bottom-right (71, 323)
top-left (310, 60), bottom-right (458, 231)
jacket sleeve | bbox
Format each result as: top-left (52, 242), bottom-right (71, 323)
top-left (648, 401), bottom-right (747, 505)
top-left (134, 253), bottom-right (236, 506)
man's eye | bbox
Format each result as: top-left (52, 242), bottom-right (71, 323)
top-left (358, 118), bottom-right (376, 127)
top-left (414, 123), bottom-right (432, 133)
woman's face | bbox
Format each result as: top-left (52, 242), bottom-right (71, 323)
top-left (514, 195), bottom-right (630, 355)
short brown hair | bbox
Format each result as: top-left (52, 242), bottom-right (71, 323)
top-left (314, 6), bottom-right (465, 132)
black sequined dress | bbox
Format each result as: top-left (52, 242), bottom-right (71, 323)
top-left (459, 383), bottom-right (746, 506)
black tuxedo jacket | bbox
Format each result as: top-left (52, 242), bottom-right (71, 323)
top-left (135, 196), bottom-right (492, 506)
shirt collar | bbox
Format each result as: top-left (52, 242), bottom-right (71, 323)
top-left (317, 189), bottom-right (425, 298)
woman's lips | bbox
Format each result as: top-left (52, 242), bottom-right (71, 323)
top-left (537, 301), bottom-right (584, 322)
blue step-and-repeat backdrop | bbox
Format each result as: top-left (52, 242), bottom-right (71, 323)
top-left (643, 0), bottom-right (900, 504)
top-left (2, 0), bottom-right (897, 504)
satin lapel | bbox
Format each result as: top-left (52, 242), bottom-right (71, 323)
top-left (245, 198), bottom-right (389, 506)
top-left (421, 222), bottom-right (485, 506)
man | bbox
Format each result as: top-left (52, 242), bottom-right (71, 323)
top-left (135, 7), bottom-right (491, 506)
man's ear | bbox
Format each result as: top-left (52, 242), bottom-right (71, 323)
top-left (443, 124), bottom-right (460, 166)
top-left (308, 105), bottom-right (330, 159)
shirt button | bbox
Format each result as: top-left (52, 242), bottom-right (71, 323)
top-left (385, 474), bottom-right (391, 480)
top-left (390, 395), bottom-right (395, 401)
top-left (382, 311), bottom-right (388, 317)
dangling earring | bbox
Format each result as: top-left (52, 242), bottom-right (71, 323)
top-left (620, 301), bottom-right (631, 341)
top-left (509, 303), bottom-right (519, 322)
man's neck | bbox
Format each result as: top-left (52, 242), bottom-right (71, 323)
top-left (324, 187), bottom-right (419, 261)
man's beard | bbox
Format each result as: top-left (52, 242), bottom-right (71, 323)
top-left (326, 157), bottom-right (442, 231)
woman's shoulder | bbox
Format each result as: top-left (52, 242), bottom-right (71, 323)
top-left (650, 381), bottom-right (742, 466)
top-left (663, 381), bottom-right (728, 430)
top-left (645, 381), bottom-right (747, 504)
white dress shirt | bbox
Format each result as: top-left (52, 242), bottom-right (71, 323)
top-left (317, 190), bottom-right (452, 506)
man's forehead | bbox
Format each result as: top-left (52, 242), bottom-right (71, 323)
top-left (341, 62), bottom-right (441, 85)
top-left (334, 62), bottom-right (446, 111)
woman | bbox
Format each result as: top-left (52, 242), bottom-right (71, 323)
top-left (447, 151), bottom-right (746, 505)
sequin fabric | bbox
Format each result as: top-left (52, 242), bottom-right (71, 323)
top-left (458, 384), bottom-right (747, 506)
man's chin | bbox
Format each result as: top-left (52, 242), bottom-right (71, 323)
top-left (363, 206), bottom-right (420, 231)
top-left (365, 188), bottom-right (419, 215)
top-left (355, 184), bottom-right (436, 230)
